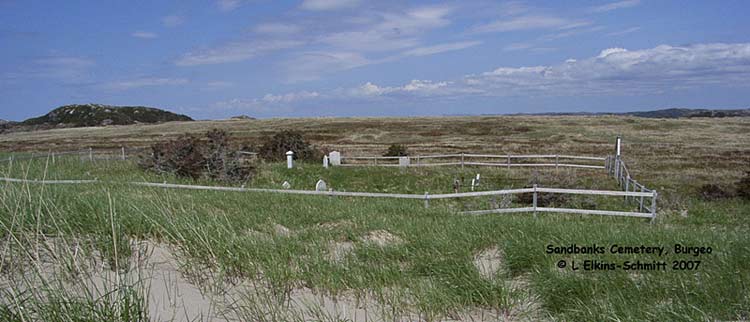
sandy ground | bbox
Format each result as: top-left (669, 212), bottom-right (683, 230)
top-left (1, 228), bottom-right (548, 321)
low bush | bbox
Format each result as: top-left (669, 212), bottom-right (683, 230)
top-left (737, 168), bottom-right (750, 199)
top-left (697, 183), bottom-right (735, 201)
top-left (258, 130), bottom-right (322, 161)
top-left (517, 171), bottom-right (575, 207)
top-left (140, 129), bottom-right (255, 183)
top-left (383, 144), bottom-right (409, 157)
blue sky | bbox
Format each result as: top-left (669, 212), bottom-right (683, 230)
top-left (1, 0), bottom-right (749, 121)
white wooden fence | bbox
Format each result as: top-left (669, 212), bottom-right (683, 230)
top-left (0, 137), bottom-right (657, 221)
top-left (0, 147), bottom-right (145, 163)
top-left (0, 176), bottom-right (657, 221)
top-left (604, 155), bottom-right (657, 214)
top-left (339, 153), bottom-right (606, 169)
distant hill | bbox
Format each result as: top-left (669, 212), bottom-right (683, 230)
top-left (21, 104), bottom-right (193, 127)
top-left (230, 115), bottom-right (256, 120)
top-left (493, 108), bottom-right (750, 118)
top-left (623, 108), bottom-right (750, 118)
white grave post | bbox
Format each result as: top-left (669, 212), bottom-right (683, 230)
top-left (471, 178), bottom-right (476, 191)
top-left (323, 155), bottom-right (329, 168)
top-left (398, 156), bottom-right (410, 167)
top-left (315, 179), bottom-right (327, 191)
top-left (329, 151), bottom-right (341, 166)
top-left (286, 151), bottom-right (294, 169)
top-left (282, 181), bottom-right (291, 189)
top-left (475, 173), bottom-right (480, 186)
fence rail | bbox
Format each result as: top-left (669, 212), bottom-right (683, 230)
top-left (339, 153), bottom-right (606, 169)
top-left (1, 137), bottom-right (657, 222)
top-left (0, 176), bottom-right (656, 220)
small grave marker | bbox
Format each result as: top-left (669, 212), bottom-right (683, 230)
top-left (286, 151), bottom-right (294, 169)
top-left (315, 179), bottom-right (327, 191)
top-left (323, 155), bottom-right (329, 168)
top-left (329, 151), bottom-right (341, 166)
top-left (282, 181), bottom-right (291, 189)
top-left (398, 156), bottom-right (410, 167)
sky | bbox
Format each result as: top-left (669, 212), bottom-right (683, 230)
top-left (1, 0), bottom-right (749, 121)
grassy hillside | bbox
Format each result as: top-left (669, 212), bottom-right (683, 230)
top-left (21, 103), bottom-right (193, 127)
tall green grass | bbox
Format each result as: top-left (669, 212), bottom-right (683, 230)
top-left (0, 157), bottom-right (748, 320)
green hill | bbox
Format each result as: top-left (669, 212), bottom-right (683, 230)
top-left (22, 104), bottom-right (193, 127)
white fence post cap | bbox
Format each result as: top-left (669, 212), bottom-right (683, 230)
top-left (286, 151), bottom-right (294, 155)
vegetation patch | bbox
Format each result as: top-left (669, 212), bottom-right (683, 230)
top-left (257, 130), bottom-right (322, 161)
top-left (22, 104), bottom-right (192, 127)
top-left (139, 129), bottom-right (255, 183)
top-left (383, 144), bottom-right (409, 156)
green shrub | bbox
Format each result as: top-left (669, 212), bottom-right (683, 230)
top-left (140, 129), bottom-right (255, 183)
top-left (383, 144), bottom-right (409, 157)
top-left (737, 169), bottom-right (750, 199)
top-left (698, 183), bottom-right (735, 201)
top-left (258, 130), bottom-right (322, 161)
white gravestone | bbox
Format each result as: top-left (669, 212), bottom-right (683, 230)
top-left (329, 151), bottom-right (341, 166)
top-left (475, 173), bottom-right (480, 185)
top-left (399, 156), bottom-right (410, 167)
top-left (471, 178), bottom-right (476, 191)
top-left (282, 181), bottom-right (291, 189)
top-left (323, 155), bottom-right (329, 168)
top-left (315, 179), bottom-right (327, 191)
top-left (286, 151), bottom-right (294, 169)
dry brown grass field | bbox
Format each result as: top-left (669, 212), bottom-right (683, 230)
top-left (2, 115), bottom-right (748, 190)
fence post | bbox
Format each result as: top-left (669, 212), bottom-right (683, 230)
top-left (614, 157), bottom-right (619, 181)
top-left (555, 154), bottom-right (559, 170)
top-left (89, 147), bottom-right (93, 162)
top-left (650, 190), bottom-right (658, 223)
top-left (424, 192), bottom-right (430, 209)
top-left (121, 146), bottom-right (126, 160)
top-left (639, 185), bottom-right (645, 212)
top-left (461, 153), bottom-right (465, 169)
top-left (507, 155), bottom-right (511, 169)
top-left (624, 176), bottom-right (630, 201)
top-left (416, 155), bottom-right (420, 166)
top-left (532, 184), bottom-right (538, 218)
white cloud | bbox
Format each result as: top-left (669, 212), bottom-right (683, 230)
top-left (254, 23), bottom-right (301, 34)
top-left (15, 57), bottom-right (96, 82)
top-left (318, 30), bottom-right (419, 52)
top-left (473, 15), bottom-right (588, 33)
top-left (607, 27), bottom-right (641, 36)
top-left (401, 41), bottom-right (481, 57)
top-left (131, 31), bottom-right (158, 39)
top-left (262, 91), bottom-right (320, 103)
top-left (284, 51), bottom-right (371, 82)
top-left (217, 0), bottom-right (244, 11)
top-left (504, 42), bottom-right (534, 51)
top-left (204, 81), bottom-right (234, 89)
top-left (176, 40), bottom-right (303, 66)
top-left (463, 43), bottom-right (750, 95)
top-left (316, 5), bottom-right (453, 53)
top-left (175, 4), bottom-right (458, 79)
top-left (589, 0), bottom-right (641, 13)
top-left (212, 90), bottom-right (320, 114)
top-left (300, 0), bottom-right (360, 11)
top-left (341, 79), bottom-right (477, 98)
top-left (262, 42), bottom-right (750, 103)
top-left (103, 77), bottom-right (188, 91)
top-left (162, 15), bottom-right (185, 27)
